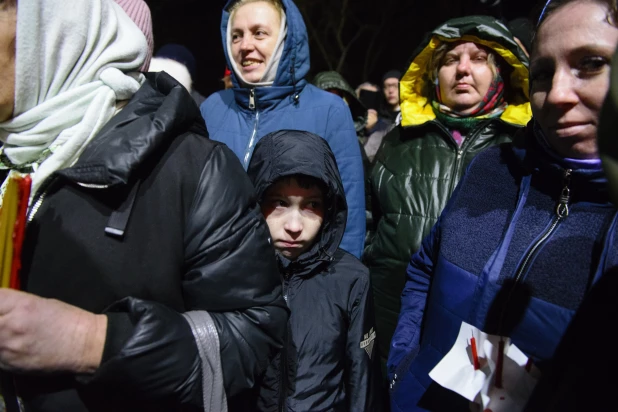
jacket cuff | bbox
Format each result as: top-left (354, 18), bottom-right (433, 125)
top-left (101, 312), bottom-right (134, 364)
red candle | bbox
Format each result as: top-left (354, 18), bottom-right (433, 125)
top-left (470, 336), bottom-right (480, 370)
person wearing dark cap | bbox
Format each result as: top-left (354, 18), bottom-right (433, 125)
top-left (155, 43), bottom-right (207, 106)
top-left (380, 70), bottom-right (402, 125)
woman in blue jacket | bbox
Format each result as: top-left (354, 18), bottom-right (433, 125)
top-left (201, 0), bottom-right (365, 258)
top-left (388, 0), bottom-right (618, 410)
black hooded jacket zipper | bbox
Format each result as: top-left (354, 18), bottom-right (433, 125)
top-left (279, 271), bottom-right (291, 411)
top-left (432, 120), bottom-right (493, 196)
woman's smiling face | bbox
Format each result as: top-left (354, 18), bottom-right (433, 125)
top-left (530, 1), bottom-right (618, 159)
top-left (230, 1), bottom-right (281, 84)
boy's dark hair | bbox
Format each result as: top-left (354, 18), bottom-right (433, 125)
top-left (271, 174), bottom-right (328, 198)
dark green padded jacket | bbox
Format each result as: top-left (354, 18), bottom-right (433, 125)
top-left (363, 15), bottom-right (532, 371)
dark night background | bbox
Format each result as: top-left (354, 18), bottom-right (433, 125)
top-left (146, 0), bottom-right (540, 99)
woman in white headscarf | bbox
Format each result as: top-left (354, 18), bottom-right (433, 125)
top-left (0, 1), bottom-right (286, 411)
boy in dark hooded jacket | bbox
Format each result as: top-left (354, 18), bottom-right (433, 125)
top-left (247, 130), bottom-right (381, 411)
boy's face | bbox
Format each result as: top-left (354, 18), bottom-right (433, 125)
top-left (261, 177), bottom-right (324, 261)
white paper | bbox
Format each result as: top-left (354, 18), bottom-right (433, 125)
top-left (429, 321), bottom-right (540, 411)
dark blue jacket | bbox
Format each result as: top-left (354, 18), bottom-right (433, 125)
top-left (200, 0), bottom-right (365, 258)
top-left (388, 124), bottom-right (618, 411)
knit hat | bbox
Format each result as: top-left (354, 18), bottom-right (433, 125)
top-left (382, 70), bottom-right (402, 84)
top-left (156, 44), bottom-right (198, 80)
top-left (114, 0), bottom-right (153, 71)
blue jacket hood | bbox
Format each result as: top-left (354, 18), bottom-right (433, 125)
top-left (221, 0), bottom-right (310, 93)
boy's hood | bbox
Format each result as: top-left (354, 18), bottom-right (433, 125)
top-left (400, 15), bottom-right (532, 128)
top-left (221, 0), bottom-right (310, 90)
top-left (247, 130), bottom-right (347, 275)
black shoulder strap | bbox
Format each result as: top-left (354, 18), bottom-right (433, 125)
top-left (105, 180), bottom-right (141, 239)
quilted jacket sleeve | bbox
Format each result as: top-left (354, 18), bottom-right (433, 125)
top-left (182, 144), bottom-right (288, 397)
top-left (84, 144), bottom-right (287, 408)
top-left (325, 102), bottom-right (366, 259)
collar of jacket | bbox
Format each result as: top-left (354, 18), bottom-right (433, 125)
top-left (399, 16), bottom-right (532, 129)
top-left (221, 0), bottom-right (310, 103)
top-left (402, 116), bottom-right (517, 143)
top-left (512, 122), bottom-right (609, 204)
top-left (56, 71), bottom-right (204, 187)
top-left (232, 81), bottom-right (307, 112)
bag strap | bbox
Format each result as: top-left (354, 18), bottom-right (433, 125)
top-left (105, 180), bottom-right (141, 239)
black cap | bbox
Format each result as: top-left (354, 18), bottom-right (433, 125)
top-left (382, 70), bottom-right (402, 84)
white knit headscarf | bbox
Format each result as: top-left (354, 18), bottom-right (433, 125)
top-left (226, 4), bottom-right (287, 88)
top-left (0, 0), bottom-right (148, 197)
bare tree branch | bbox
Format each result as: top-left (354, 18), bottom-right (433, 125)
top-left (298, 0), bottom-right (403, 82)
top-left (337, 24), bottom-right (370, 72)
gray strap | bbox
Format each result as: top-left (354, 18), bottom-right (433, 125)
top-left (182, 311), bottom-right (228, 412)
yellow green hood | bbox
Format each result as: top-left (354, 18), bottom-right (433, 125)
top-left (400, 15), bottom-right (532, 128)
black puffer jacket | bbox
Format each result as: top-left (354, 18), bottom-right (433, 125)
top-left (9, 73), bottom-right (287, 412)
top-left (247, 130), bottom-right (381, 411)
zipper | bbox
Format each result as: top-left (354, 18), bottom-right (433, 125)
top-left (26, 177), bottom-right (56, 223)
top-left (243, 88), bottom-right (260, 169)
top-left (497, 168), bottom-right (572, 334)
top-left (249, 87), bottom-right (256, 110)
top-left (282, 272), bottom-right (290, 303)
top-left (513, 169), bottom-right (571, 284)
top-left (279, 273), bottom-right (291, 411)
top-left (279, 326), bottom-right (288, 412)
top-left (77, 182), bottom-right (110, 189)
top-left (433, 120), bottom-right (490, 196)
top-left (389, 373), bottom-right (398, 391)
top-left (26, 178), bottom-right (111, 223)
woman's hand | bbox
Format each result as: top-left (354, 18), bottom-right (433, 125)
top-left (0, 289), bottom-right (106, 374)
